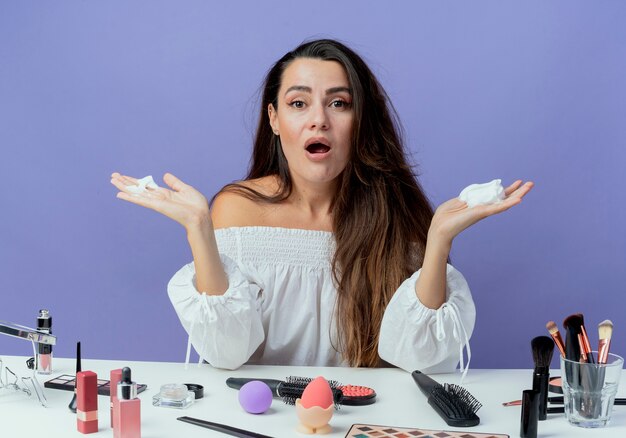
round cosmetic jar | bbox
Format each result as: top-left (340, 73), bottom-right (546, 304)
top-left (152, 383), bottom-right (195, 409)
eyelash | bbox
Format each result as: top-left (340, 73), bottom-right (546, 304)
top-left (331, 99), bottom-right (350, 108)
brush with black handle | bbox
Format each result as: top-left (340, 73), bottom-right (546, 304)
top-left (531, 336), bottom-right (554, 421)
top-left (563, 313), bottom-right (599, 418)
top-left (562, 314), bottom-right (583, 390)
top-left (411, 370), bottom-right (482, 427)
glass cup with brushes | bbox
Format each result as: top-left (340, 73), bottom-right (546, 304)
top-left (560, 352), bottom-right (623, 428)
top-left (556, 316), bottom-right (622, 428)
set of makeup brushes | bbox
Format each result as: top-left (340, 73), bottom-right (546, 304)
top-left (547, 314), bottom-right (615, 420)
top-left (506, 314), bottom-right (618, 431)
top-left (546, 314), bottom-right (613, 364)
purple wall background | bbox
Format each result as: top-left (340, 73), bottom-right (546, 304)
top-left (1, 1), bottom-right (624, 370)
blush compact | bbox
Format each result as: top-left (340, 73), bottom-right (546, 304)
top-left (548, 376), bottom-right (563, 394)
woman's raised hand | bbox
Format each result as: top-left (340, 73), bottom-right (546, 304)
top-left (110, 172), bottom-right (211, 230)
top-left (429, 180), bottom-right (534, 244)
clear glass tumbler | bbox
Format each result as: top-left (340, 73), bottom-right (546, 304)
top-left (560, 352), bottom-right (624, 428)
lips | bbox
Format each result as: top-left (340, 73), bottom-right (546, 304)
top-left (304, 137), bottom-right (331, 154)
top-left (306, 143), bottom-right (331, 154)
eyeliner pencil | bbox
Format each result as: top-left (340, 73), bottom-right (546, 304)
top-left (177, 416), bottom-right (275, 438)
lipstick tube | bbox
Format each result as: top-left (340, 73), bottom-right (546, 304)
top-left (114, 367), bottom-right (141, 438)
top-left (77, 371), bottom-right (98, 434)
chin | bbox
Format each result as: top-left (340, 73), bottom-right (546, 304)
top-left (299, 168), bottom-right (344, 185)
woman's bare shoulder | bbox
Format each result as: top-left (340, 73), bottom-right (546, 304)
top-left (211, 176), bottom-right (281, 229)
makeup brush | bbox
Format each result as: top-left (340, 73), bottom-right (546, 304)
top-left (545, 321), bottom-right (566, 358)
top-left (577, 334), bottom-right (588, 363)
top-left (411, 370), bottom-right (481, 427)
top-left (598, 320), bottom-right (613, 364)
top-left (580, 325), bottom-right (594, 363)
top-left (531, 336), bottom-right (554, 421)
top-left (564, 313), bottom-right (600, 417)
top-left (562, 314), bottom-right (584, 402)
top-left (562, 313), bottom-right (584, 362)
top-left (68, 341), bottom-right (81, 413)
top-left (562, 313), bottom-right (593, 364)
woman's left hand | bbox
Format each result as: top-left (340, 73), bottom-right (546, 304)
top-left (429, 180), bottom-right (534, 245)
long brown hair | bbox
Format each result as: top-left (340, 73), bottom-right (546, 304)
top-left (218, 39), bottom-right (433, 367)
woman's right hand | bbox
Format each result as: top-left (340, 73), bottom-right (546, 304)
top-left (110, 172), bottom-right (211, 231)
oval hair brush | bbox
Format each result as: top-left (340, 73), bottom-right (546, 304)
top-left (411, 370), bottom-right (482, 427)
top-left (226, 376), bottom-right (377, 407)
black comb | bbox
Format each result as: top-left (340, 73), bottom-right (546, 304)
top-left (412, 370), bottom-right (482, 427)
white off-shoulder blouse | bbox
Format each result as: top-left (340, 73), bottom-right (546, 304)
top-left (167, 226), bottom-right (476, 374)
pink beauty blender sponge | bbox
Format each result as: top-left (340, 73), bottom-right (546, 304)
top-left (238, 380), bottom-right (273, 414)
top-left (295, 376), bottom-right (334, 434)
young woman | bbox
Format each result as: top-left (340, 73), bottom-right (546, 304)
top-left (111, 39), bottom-right (533, 373)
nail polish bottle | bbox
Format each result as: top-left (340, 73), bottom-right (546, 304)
top-left (36, 309), bottom-right (53, 374)
top-left (110, 368), bottom-right (123, 428)
top-left (77, 371), bottom-right (98, 434)
top-left (114, 367), bottom-right (141, 438)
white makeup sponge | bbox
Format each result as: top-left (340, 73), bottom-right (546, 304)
top-left (125, 175), bottom-right (160, 194)
top-left (459, 179), bottom-right (505, 208)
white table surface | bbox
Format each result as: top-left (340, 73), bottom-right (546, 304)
top-left (1, 355), bottom-right (625, 437)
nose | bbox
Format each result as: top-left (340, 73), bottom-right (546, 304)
top-left (309, 104), bottom-right (329, 130)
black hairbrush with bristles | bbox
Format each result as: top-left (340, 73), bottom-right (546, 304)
top-left (226, 377), bottom-right (345, 408)
top-left (411, 370), bottom-right (482, 427)
top-left (226, 376), bottom-right (377, 407)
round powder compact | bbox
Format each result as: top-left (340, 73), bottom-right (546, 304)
top-left (549, 376), bottom-right (563, 394)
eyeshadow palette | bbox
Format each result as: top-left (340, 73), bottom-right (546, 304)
top-left (345, 424), bottom-right (509, 438)
top-left (44, 374), bottom-right (147, 396)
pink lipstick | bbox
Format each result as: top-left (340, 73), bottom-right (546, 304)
top-left (77, 371), bottom-right (98, 434)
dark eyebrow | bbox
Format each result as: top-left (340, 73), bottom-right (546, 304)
top-left (326, 86), bottom-right (352, 95)
top-left (283, 85), bottom-right (352, 96)
top-left (284, 85), bottom-right (311, 95)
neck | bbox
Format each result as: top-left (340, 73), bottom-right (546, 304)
top-left (288, 176), bottom-right (337, 220)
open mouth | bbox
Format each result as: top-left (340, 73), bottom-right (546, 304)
top-left (305, 143), bottom-right (331, 154)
